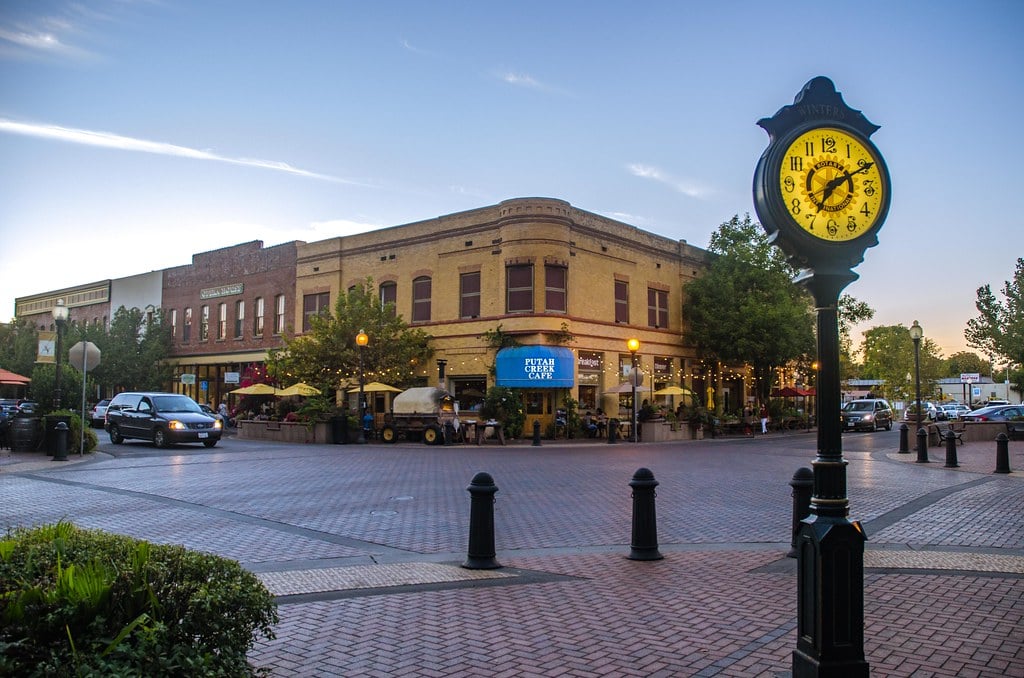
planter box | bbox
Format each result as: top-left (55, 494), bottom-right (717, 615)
top-left (645, 421), bottom-right (692, 443)
top-left (237, 420), bottom-right (331, 444)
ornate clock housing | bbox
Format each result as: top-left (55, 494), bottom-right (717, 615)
top-left (753, 77), bottom-right (891, 271)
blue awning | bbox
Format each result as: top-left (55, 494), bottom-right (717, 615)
top-left (496, 346), bottom-right (575, 388)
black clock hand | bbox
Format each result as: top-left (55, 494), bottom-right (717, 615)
top-left (813, 162), bottom-right (874, 211)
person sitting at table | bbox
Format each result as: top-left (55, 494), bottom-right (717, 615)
top-left (582, 411), bottom-right (599, 437)
top-left (595, 409), bottom-right (607, 437)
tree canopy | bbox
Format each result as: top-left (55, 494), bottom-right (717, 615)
top-left (965, 257), bottom-right (1024, 370)
top-left (683, 214), bottom-right (815, 404)
top-left (859, 324), bottom-right (943, 401)
top-left (266, 279), bottom-right (434, 393)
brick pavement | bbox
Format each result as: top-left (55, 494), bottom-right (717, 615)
top-left (2, 430), bottom-right (1023, 676)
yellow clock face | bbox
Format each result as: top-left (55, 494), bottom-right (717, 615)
top-left (778, 127), bottom-right (886, 241)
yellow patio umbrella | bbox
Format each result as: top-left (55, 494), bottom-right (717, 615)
top-left (706, 385), bottom-right (716, 410)
top-left (277, 383), bottom-right (321, 397)
top-left (653, 386), bottom-right (694, 397)
top-left (230, 383), bottom-right (280, 395)
top-left (347, 381), bottom-right (402, 393)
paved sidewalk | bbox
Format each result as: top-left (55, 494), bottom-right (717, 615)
top-left (2, 431), bottom-right (1022, 676)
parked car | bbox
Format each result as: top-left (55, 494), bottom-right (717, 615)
top-left (88, 399), bottom-right (111, 427)
top-left (199, 403), bottom-right (228, 427)
top-left (939, 403), bottom-right (970, 421)
top-left (105, 392), bottom-right (222, 448)
top-left (840, 399), bottom-right (893, 432)
top-left (0, 399), bottom-right (19, 416)
top-left (16, 400), bottom-right (38, 415)
top-left (903, 400), bottom-right (938, 422)
top-left (961, 404), bottom-right (1024, 422)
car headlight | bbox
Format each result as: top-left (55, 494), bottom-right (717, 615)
top-left (213, 419), bottom-right (223, 429)
top-left (864, 414), bottom-right (873, 421)
top-left (168, 420), bottom-right (186, 430)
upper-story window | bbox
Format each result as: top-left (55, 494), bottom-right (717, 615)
top-left (302, 292), bottom-right (330, 332)
top-left (199, 305), bottom-right (209, 341)
top-left (460, 271), bottom-right (481, 319)
top-left (379, 282), bottom-right (397, 316)
top-left (170, 309), bottom-right (178, 339)
top-left (648, 288), bottom-right (668, 329)
top-left (615, 280), bottom-right (629, 324)
top-left (234, 300), bottom-right (245, 339)
top-left (506, 264), bottom-right (533, 313)
top-left (274, 294), bottom-right (285, 334)
top-left (183, 307), bottom-right (192, 342)
top-left (254, 297), bottom-right (264, 337)
top-left (545, 265), bottom-right (567, 313)
top-left (412, 276), bottom-right (431, 322)
top-left (217, 302), bottom-right (228, 340)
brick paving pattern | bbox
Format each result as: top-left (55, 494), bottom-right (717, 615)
top-left (3, 429), bottom-right (1022, 676)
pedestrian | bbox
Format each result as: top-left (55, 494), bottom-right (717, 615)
top-left (759, 404), bottom-right (769, 434)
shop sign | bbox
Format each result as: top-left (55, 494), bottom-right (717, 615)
top-left (577, 351), bottom-right (602, 371)
top-left (200, 283), bottom-right (244, 300)
top-left (496, 346), bottom-right (574, 388)
top-left (180, 374), bottom-right (197, 385)
top-left (224, 371), bottom-right (240, 384)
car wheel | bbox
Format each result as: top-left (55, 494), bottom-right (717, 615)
top-left (108, 425), bottom-right (124, 444)
top-left (886, 419), bottom-right (893, 431)
top-left (153, 429), bottom-right (169, 448)
top-left (382, 426), bottom-right (397, 443)
top-left (423, 426), bottom-right (440, 445)
top-left (203, 439), bottom-right (217, 448)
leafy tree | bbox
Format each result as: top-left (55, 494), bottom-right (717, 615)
top-left (0, 317), bottom-right (40, 378)
top-left (945, 351), bottom-right (988, 378)
top-left (267, 279), bottom-right (434, 393)
top-left (683, 214), bottom-right (815, 404)
top-left (860, 324), bottom-right (943, 401)
top-left (91, 306), bottom-right (174, 393)
top-left (965, 257), bottom-right (1024, 371)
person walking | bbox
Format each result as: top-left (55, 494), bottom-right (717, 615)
top-left (759, 404), bottom-right (769, 434)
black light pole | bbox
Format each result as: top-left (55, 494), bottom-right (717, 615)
top-left (52, 298), bottom-right (69, 410)
top-left (356, 329), bottom-right (368, 444)
top-left (910, 320), bottom-right (927, 462)
top-left (627, 338), bottom-right (640, 443)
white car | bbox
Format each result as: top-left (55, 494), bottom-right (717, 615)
top-left (939, 403), bottom-right (970, 421)
top-left (88, 399), bottom-right (111, 427)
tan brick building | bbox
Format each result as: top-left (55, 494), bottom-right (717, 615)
top-left (296, 197), bottom-right (719, 431)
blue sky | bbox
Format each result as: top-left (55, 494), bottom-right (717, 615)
top-left (1, 1), bottom-right (1021, 361)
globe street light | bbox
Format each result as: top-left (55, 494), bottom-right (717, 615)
top-left (356, 329), bottom-right (369, 444)
top-left (52, 298), bottom-right (69, 410)
top-left (627, 338), bottom-right (640, 443)
top-left (909, 320), bottom-right (927, 463)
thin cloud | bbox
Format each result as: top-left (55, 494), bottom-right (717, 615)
top-left (400, 38), bottom-right (433, 56)
top-left (496, 70), bottom-right (573, 97)
top-left (0, 119), bottom-right (369, 186)
top-left (627, 163), bottom-right (714, 199)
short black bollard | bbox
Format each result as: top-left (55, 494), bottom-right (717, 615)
top-left (994, 433), bottom-right (1011, 474)
top-left (52, 421), bottom-right (69, 462)
top-left (628, 467), bottom-right (663, 561)
top-left (943, 429), bottom-right (959, 468)
top-left (607, 418), bottom-right (618, 444)
top-left (898, 423), bottom-right (910, 454)
top-left (788, 467), bottom-right (814, 558)
top-left (532, 419), bottom-right (541, 446)
top-left (916, 427), bottom-right (929, 463)
top-left (463, 472), bottom-right (501, 569)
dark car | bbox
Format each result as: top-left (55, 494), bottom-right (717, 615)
top-left (840, 398), bottom-right (893, 432)
top-left (16, 400), bottom-right (38, 415)
top-left (961, 404), bottom-right (1024, 423)
top-left (105, 392), bottom-right (222, 448)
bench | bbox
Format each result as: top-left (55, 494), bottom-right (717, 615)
top-left (1007, 421), bottom-right (1024, 441)
top-left (943, 423), bottom-right (965, 446)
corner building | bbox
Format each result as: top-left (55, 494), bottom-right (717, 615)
top-left (298, 197), bottom-right (716, 432)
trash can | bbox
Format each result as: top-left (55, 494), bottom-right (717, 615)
top-left (331, 415), bottom-right (348, 444)
top-left (44, 415), bottom-right (72, 454)
top-left (11, 416), bottom-right (42, 452)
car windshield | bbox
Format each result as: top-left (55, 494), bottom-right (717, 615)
top-left (843, 402), bottom-right (873, 412)
top-left (152, 395), bottom-right (202, 413)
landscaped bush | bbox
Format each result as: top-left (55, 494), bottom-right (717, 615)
top-left (50, 409), bottom-right (98, 454)
top-left (0, 521), bottom-right (278, 677)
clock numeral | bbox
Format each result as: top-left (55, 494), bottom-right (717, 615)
top-left (862, 179), bottom-right (876, 197)
top-left (783, 176), bottom-right (795, 193)
top-left (790, 198), bottom-right (801, 216)
top-left (846, 216), bottom-right (858, 232)
top-left (859, 203), bottom-right (872, 218)
top-left (845, 143), bottom-right (851, 159)
top-left (826, 219), bottom-right (839, 237)
top-left (804, 141), bottom-right (814, 156)
top-left (789, 156), bottom-right (803, 171)
top-left (821, 136), bottom-right (836, 154)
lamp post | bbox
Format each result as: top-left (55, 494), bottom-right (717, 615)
top-left (909, 320), bottom-right (926, 462)
top-left (52, 298), bottom-right (69, 410)
top-left (356, 329), bottom-right (368, 444)
top-left (627, 338), bottom-right (640, 443)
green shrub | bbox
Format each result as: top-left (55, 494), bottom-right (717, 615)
top-left (50, 410), bottom-right (98, 454)
top-left (0, 521), bottom-right (278, 677)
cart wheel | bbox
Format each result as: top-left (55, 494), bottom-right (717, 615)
top-left (382, 426), bottom-right (397, 443)
top-left (423, 426), bottom-right (440, 445)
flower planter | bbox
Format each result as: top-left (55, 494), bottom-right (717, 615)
top-left (237, 420), bottom-right (331, 444)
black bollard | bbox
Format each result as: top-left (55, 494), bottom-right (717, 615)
top-left (532, 419), bottom-right (541, 446)
top-left (898, 423), bottom-right (910, 454)
top-left (463, 472), bottom-right (501, 569)
top-left (52, 421), bottom-right (69, 462)
top-left (607, 418), bottom-right (618, 444)
top-left (943, 429), bottom-right (959, 468)
top-left (628, 467), bottom-right (663, 561)
top-left (788, 467), bottom-right (814, 558)
top-left (994, 433), bottom-right (1011, 474)
top-left (916, 427), bottom-right (929, 463)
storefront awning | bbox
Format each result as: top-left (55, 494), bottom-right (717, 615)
top-left (496, 346), bottom-right (574, 388)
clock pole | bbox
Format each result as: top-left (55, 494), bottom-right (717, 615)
top-left (754, 77), bottom-right (890, 678)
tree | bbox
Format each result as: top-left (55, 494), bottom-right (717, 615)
top-left (860, 324), bottom-right (943, 401)
top-left (266, 279), bottom-right (434, 393)
top-left (944, 351), bottom-right (988, 377)
top-left (683, 214), bottom-right (815, 404)
top-left (92, 306), bottom-right (174, 393)
top-left (965, 257), bottom-right (1024, 371)
top-left (0, 318), bottom-right (40, 378)
top-left (837, 295), bottom-right (875, 380)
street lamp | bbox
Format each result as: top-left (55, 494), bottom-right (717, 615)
top-left (356, 329), bottom-right (368, 444)
top-left (627, 338), bottom-right (640, 443)
top-left (52, 298), bottom-right (69, 410)
top-left (909, 320), bottom-right (927, 463)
